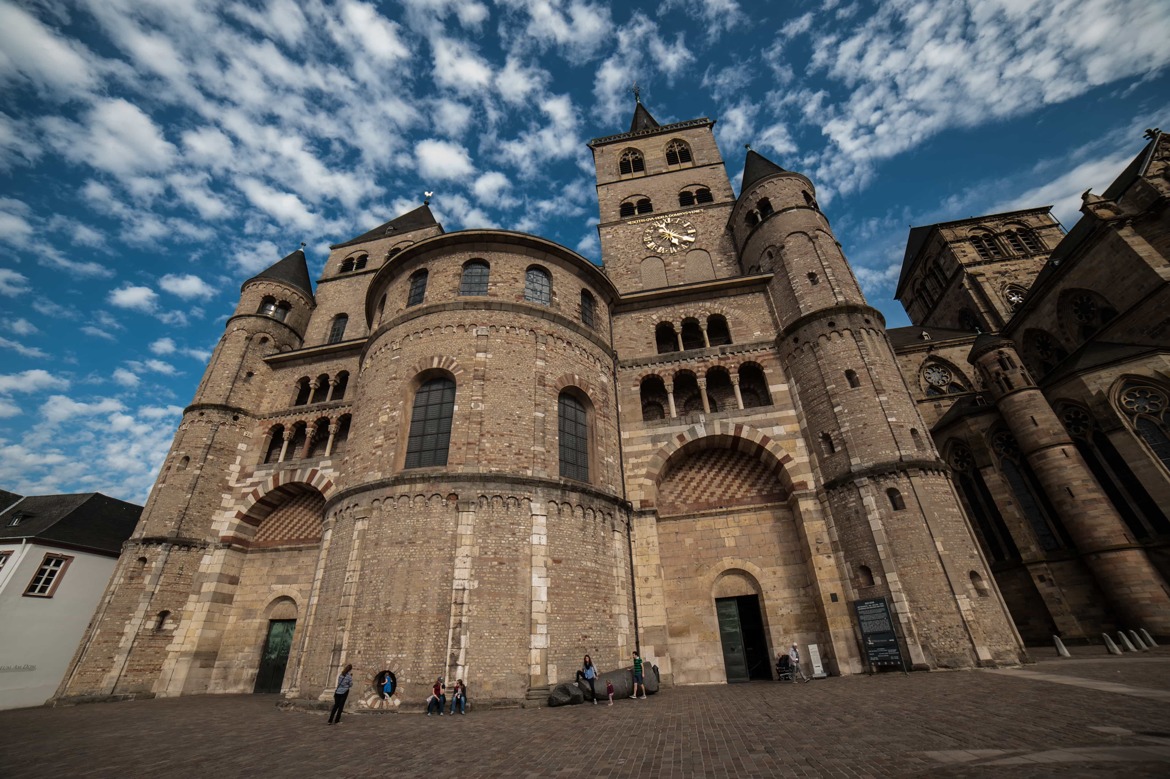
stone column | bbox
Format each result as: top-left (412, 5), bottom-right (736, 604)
top-left (664, 382), bottom-right (677, 418)
top-left (731, 374), bottom-right (744, 410)
top-left (277, 429), bottom-right (291, 462)
top-left (697, 378), bottom-right (711, 413)
top-left (325, 378), bottom-right (337, 403)
top-left (970, 335), bottom-right (1170, 634)
top-left (324, 423), bottom-right (338, 457)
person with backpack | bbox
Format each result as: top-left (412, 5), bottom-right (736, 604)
top-left (327, 664), bottom-right (353, 724)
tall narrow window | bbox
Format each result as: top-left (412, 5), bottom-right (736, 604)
top-left (407, 270), bottom-right (428, 307)
top-left (24, 554), bottom-right (73, 597)
top-left (757, 198), bottom-right (774, 218)
top-left (580, 290), bottom-right (596, 329)
top-left (558, 392), bottom-right (589, 482)
top-left (695, 188), bottom-right (713, 204)
top-left (353, 255), bottom-right (368, 270)
top-left (845, 370), bottom-right (860, 388)
top-left (404, 377), bottom-right (456, 468)
top-left (460, 261), bottom-right (489, 296)
top-left (887, 488), bottom-right (906, 511)
top-left (619, 201), bottom-right (636, 218)
top-left (678, 190), bottom-right (695, 207)
top-left (524, 267), bottom-right (552, 305)
top-left (327, 314), bottom-right (348, 344)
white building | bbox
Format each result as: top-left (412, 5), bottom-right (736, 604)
top-left (0, 491), bottom-right (140, 710)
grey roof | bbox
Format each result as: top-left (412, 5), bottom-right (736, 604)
top-left (0, 489), bottom-right (22, 512)
top-left (740, 150), bottom-right (789, 192)
top-left (332, 204), bottom-right (439, 249)
top-left (243, 248), bottom-right (314, 299)
top-left (0, 493), bottom-right (141, 556)
top-left (629, 101), bottom-right (660, 133)
top-left (887, 325), bottom-right (976, 350)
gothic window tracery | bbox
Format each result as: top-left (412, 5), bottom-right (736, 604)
top-left (1119, 383), bottom-right (1170, 474)
top-left (664, 140), bottom-right (693, 166)
top-left (990, 430), bottom-right (1070, 552)
top-left (970, 232), bottom-right (1004, 260)
top-left (1004, 285), bottom-right (1027, 311)
top-left (619, 148), bottom-right (645, 175)
top-left (949, 442), bottom-right (1018, 562)
top-left (1060, 289), bottom-right (1117, 342)
top-left (921, 362), bottom-right (968, 396)
top-left (1021, 329), bottom-right (1069, 376)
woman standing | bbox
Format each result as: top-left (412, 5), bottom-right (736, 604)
top-left (327, 664), bottom-right (353, 724)
top-left (576, 654), bottom-right (600, 704)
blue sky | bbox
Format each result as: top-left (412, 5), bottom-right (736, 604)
top-left (1, 0), bottom-right (1167, 503)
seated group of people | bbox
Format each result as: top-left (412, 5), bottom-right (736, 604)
top-left (424, 676), bottom-right (468, 715)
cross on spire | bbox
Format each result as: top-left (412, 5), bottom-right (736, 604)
top-left (631, 81), bottom-right (641, 103)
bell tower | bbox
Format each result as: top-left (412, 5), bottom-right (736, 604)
top-left (589, 99), bottom-right (739, 293)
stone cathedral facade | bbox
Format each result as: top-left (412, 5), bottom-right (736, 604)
top-left (54, 105), bottom-right (1168, 708)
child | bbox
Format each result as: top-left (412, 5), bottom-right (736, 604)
top-left (606, 679), bottom-right (615, 706)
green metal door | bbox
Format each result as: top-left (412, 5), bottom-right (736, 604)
top-left (716, 598), bottom-right (749, 682)
top-left (254, 619), bottom-right (296, 693)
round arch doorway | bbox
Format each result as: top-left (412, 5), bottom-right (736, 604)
top-left (714, 570), bottom-right (773, 682)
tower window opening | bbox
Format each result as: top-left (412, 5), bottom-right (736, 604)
top-left (757, 198), bottom-right (774, 218)
top-left (639, 375), bottom-right (669, 422)
top-left (460, 260), bottom-right (490, 296)
top-left (655, 322), bottom-right (679, 354)
top-left (887, 488), bottom-right (906, 511)
top-left (327, 314), bottom-right (348, 344)
top-left (971, 233), bottom-right (1003, 260)
top-left (821, 432), bottom-right (836, 455)
top-left (845, 370), bottom-right (860, 388)
top-left (524, 266), bottom-right (552, 306)
top-left (678, 190), bottom-right (695, 207)
top-left (808, 272), bottom-right (819, 285)
top-left (706, 315), bottom-right (731, 346)
top-left (340, 258), bottom-right (355, 273)
top-left (404, 377), bottom-right (456, 469)
top-left (619, 201), bottom-right (636, 218)
top-left (311, 373), bottom-right (330, 404)
top-left (294, 377), bottom-right (311, 406)
top-left (858, 565), bottom-right (875, 587)
top-left (695, 188), bottom-right (713, 204)
top-left (332, 371), bottom-right (349, 401)
top-left (154, 610), bottom-right (170, 632)
top-left (665, 140), bottom-right (693, 166)
top-left (580, 290), bottom-right (596, 329)
top-left (264, 425), bottom-right (284, 463)
top-left (272, 301), bottom-right (291, 322)
top-left (680, 318), bottom-right (705, 350)
top-left (738, 362), bottom-right (772, 408)
top-left (636, 198), bottom-right (653, 214)
top-left (558, 391), bottom-right (590, 482)
top-left (746, 212), bottom-right (760, 228)
top-left (619, 148), bottom-right (645, 175)
top-left (353, 255), bottom-right (368, 271)
top-left (407, 269), bottom-right (428, 307)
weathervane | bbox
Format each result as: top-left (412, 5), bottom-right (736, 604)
top-left (631, 82), bottom-right (641, 103)
top-left (745, 143), bottom-right (752, 151)
top-left (424, 191), bottom-right (433, 205)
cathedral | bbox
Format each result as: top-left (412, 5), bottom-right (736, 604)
top-left (54, 104), bottom-right (1169, 707)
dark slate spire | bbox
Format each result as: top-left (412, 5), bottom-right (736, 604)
top-left (740, 149), bottom-right (789, 191)
top-left (244, 247), bottom-right (314, 299)
top-left (332, 203), bottom-right (440, 249)
top-left (629, 101), bottom-right (661, 133)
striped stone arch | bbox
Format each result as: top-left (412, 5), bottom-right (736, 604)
top-left (406, 355), bottom-right (464, 380)
top-left (551, 372), bottom-right (596, 397)
top-left (238, 470), bottom-right (335, 525)
top-left (640, 420), bottom-right (802, 509)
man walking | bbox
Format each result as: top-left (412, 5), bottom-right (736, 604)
top-left (789, 643), bottom-right (810, 683)
top-left (630, 651), bottom-right (647, 699)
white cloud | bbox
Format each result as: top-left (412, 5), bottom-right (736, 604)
top-left (495, 57), bottom-right (551, 106)
top-left (159, 273), bottom-right (216, 300)
top-left (0, 3), bottom-right (99, 97)
top-left (0, 337), bottom-right (47, 359)
top-left (660, 0), bottom-right (743, 39)
top-left (336, 1), bottom-right (411, 65)
top-left (237, 178), bottom-right (319, 230)
top-left (431, 36), bottom-right (494, 94)
top-left (0, 399), bottom-right (18, 418)
top-left (416, 139), bottom-right (475, 181)
top-left (41, 98), bottom-right (176, 179)
top-left (990, 150), bottom-right (1137, 228)
top-left (109, 284), bottom-right (159, 312)
top-left (0, 200), bottom-right (34, 246)
top-left (112, 368), bottom-right (140, 387)
top-left (500, 0), bottom-right (613, 57)
top-left (592, 14), bottom-right (693, 121)
top-left (0, 268), bottom-right (30, 296)
top-left (5, 318), bottom-right (37, 336)
top-left (42, 246), bottom-right (114, 278)
top-left (433, 99), bottom-right (474, 137)
top-left (0, 369), bottom-right (69, 394)
top-left (499, 94), bottom-right (582, 170)
top-left (149, 337), bottom-right (177, 355)
top-left (472, 171), bottom-right (514, 205)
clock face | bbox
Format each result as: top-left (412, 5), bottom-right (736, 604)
top-left (643, 217), bottom-right (697, 254)
top-left (924, 365), bottom-right (952, 387)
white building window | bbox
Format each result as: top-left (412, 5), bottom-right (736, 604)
top-left (24, 553), bottom-right (73, 597)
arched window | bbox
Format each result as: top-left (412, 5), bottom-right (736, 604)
top-left (353, 255), bottom-right (368, 271)
top-left (845, 370), bottom-right (860, 388)
top-left (673, 371), bottom-right (704, 415)
top-left (407, 270), bottom-right (428, 307)
top-left (332, 371), bottom-right (349, 401)
top-left (678, 190), bottom-right (695, 207)
top-left (327, 314), bottom-right (348, 344)
top-left (636, 198), bottom-right (653, 214)
top-left (619, 148), bottom-right (645, 175)
top-left (1021, 329), bottom-right (1068, 376)
top-left (738, 363), bottom-right (771, 408)
top-left (655, 322), bottom-right (678, 354)
top-left (921, 362), bottom-right (968, 396)
top-left (331, 414), bottom-right (352, 455)
top-left (958, 308), bottom-right (981, 332)
top-left (970, 571), bottom-right (990, 597)
top-left (757, 198), bottom-right (773, 218)
top-left (460, 260), bottom-right (490, 296)
top-left (619, 201), bottom-right (636, 218)
top-left (680, 318), bottom-right (705, 350)
top-left (746, 211), bottom-right (760, 228)
top-left (294, 377), bottom-right (311, 406)
top-left (558, 391), bottom-right (590, 482)
top-left (808, 272), bottom-right (819, 285)
top-left (264, 425), bottom-right (285, 464)
top-left (375, 293), bottom-right (387, 324)
top-left (273, 301), bottom-right (290, 322)
top-left (910, 429), bottom-right (924, 451)
top-left (949, 443), bottom-right (1019, 563)
top-left (970, 232), bottom-right (1003, 260)
top-left (705, 367), bottom-right (734, 412)
top-left (665, 139), bottom-right (693, 166)
top-left (639, 375), bottom-right (668, 422)
top-left (386, 247), bottom-right (404, 261)
top-left (1004, 285), bottom-right (1026, 311)
top-left (311, 373), bottom-right (330, 404)
top-left (887, 488), bottom-right (906, 511)
top-left (524, 266), bottom-right (552, 305)
top-left (340, 258), bottom-right (355, 273)
top-left (154, 611), bottom-right (170, 632)
top-left (1019, 230), bottom-right (1043, 253)
top-left (580, 290), bottom-right (596, 329)
top-left (404, 377), bottom-right (456, 469)
top-left (287, 423), bottom-right (307, 460)
top-left (695, 188), bottom-right (713, 204)
top-left (857, 565), bottom-right (874, 587)
top-left (1119, 383), bottom-right (1170, 474)
top-left (1003, 230), bottom-right (1026, 254)
top-left (177, 455), bottom-right (189, 471)
top-left (802, 191), bottom-right (817, 209)
top-left (1062, 289), bottom-right (1118, 342)
top-left (258, 296), bottom-right (278, 317)
top-left (821, 432), bottom-right (836, 455)
top-left (707, 315), bottom-right (731, 346)
top-left (307, 418), bottom-right (331, 458)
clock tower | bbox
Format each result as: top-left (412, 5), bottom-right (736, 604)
top-left (589, 99), bottom-right (740, 294)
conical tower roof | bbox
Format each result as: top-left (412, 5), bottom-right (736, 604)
top-left (243, 248), bottom-right (314, 299)
top-left (333, 203), bottom-right (439, 249)
top-left (740, 149), bottom-right (790, 192)
top-left (629, 101), bottom-right (661, 133)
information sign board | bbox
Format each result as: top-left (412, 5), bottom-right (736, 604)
top-left (854, 597), bottom-right (904, 671)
